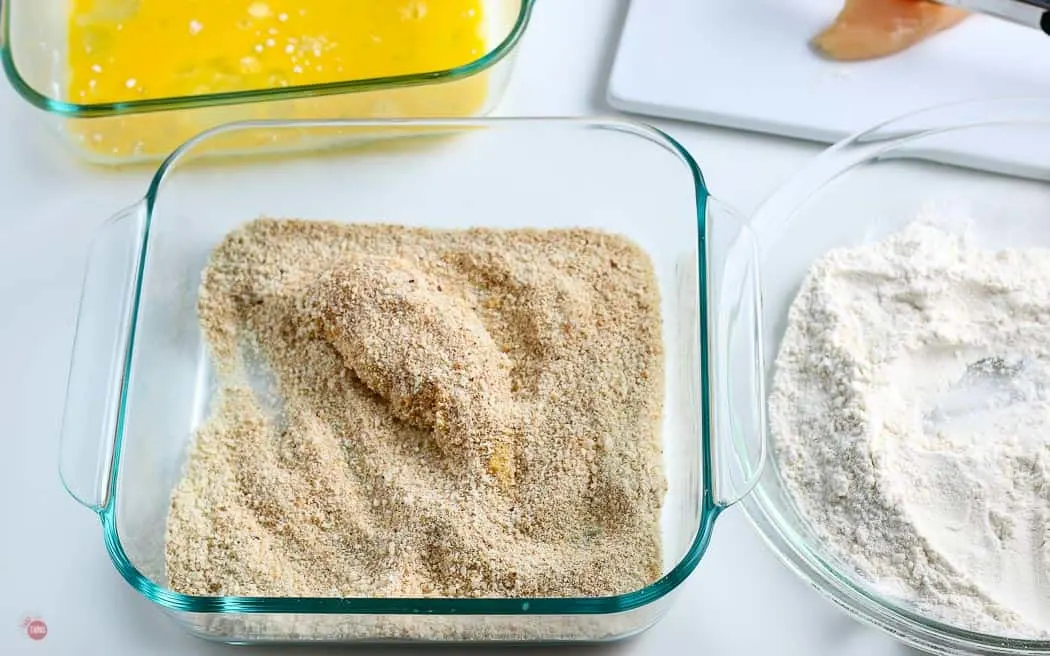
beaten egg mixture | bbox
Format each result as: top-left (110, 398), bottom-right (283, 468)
top-left (69, 0), bottom-right (487, 101)
top-left (66, 0), bottom-right (491, 159)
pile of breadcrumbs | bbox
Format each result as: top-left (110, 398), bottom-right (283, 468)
top-left (164, 218), bottom-right (667, 599)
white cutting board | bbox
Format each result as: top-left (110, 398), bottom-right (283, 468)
top-left (607, 0), bottom-right (1050, 177)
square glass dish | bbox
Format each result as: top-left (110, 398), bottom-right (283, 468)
top-left (738, 98), bottom-right (1050, 656)
top-left (1, 0), bottom-right (533, 164)
top-left (58, 117), bottom-right (766, 643)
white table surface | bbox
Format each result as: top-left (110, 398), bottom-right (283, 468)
top-left (0, 1), bottom-right (919, 654)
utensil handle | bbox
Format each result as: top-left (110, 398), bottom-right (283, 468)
top-left (940, 0), bottom-right (1050, 33)
top-left (705, 199), bottom-right (768, 508)
top-left (59, 203), bottom-right (146, 512)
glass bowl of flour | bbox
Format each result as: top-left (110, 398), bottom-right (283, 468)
top-left (739, 98), bottom-right (1050, 655)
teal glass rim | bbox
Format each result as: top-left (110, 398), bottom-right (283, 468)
top-left (0, 0), bottom-right (535, 119)
top-left (86, 116), bottom-right (721, 616)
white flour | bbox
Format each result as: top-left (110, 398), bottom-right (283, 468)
top-left (769, 221), bottom-right (1050, 637)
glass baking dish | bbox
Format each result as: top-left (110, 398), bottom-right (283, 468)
top-left (1, 0), bottom-right (533, 164)
top-left (58, 117), bottom-right (767, 643)
top-left (738, 98), bottom-right (1050, 656)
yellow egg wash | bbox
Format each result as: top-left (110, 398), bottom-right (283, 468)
top-left (66, 0), bottom-right (492, 160)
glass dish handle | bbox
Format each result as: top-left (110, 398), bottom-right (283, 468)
top-left (59, 203), bottom-right (146, 512)
top-left (707, 198), bottom-right (767, 508)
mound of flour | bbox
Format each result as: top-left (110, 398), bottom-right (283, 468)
top-left (770, 221), bottom-right (1050, 636)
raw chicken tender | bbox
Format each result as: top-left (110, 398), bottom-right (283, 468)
top-left (813, 0), bottom-right (968, 61)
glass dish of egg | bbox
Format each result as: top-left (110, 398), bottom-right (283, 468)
top-left (1, 0), bottom-right (533, 163)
